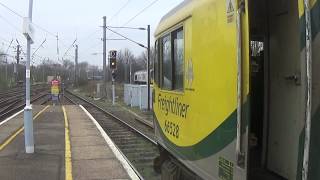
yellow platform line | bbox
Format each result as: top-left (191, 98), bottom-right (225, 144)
top-left (62, 106), bottom-right (73, 180)
top-left (0, 105), bottom-right (50, 151)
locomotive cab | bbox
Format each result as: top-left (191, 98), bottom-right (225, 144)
top-left (153, 0), bottom-right (319, 180)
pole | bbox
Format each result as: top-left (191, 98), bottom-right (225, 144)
top-left (103, 16), bottom-right (107, 98)
top-left (5, 56), bottom-right (8, 82)
top-left (147, 25), bottom-right (151, 111)
top-left (75, 44), bottom-right (78, 86)
top-left (15, 45), bottom-right (20, 83)
top-left (24, 0), bottom-right (34, 154)
top-left (112, 70), bottom-right (115, 105)
top-left (125, 57), bottom-right (128, 83)
top-left (129, 58), bottom-right (132, 84)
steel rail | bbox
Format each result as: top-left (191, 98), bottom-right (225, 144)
top-left (65, 90), bottom-right (157, 145)
top-left (0, 93), bottom-right (48, 120)
top-left (65, 91), bottom-right (160, 180)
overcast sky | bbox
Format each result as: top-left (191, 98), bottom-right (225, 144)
top-left (0, 0), bottom-right (183, 67)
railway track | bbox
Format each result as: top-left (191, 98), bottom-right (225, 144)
top-left (0, 85), bottom-right (50, 120)
top-left (0, 84), bottom-right (45, 98)
top-left (65, 90), bottom-right (160, 180)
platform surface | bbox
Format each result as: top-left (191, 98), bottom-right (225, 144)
top-left (0, 105), bottom-right (136, 180)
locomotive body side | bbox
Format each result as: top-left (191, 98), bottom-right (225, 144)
top-left (153, 0), bottom-right (249, 179)
top-left (153, 0), bottom-right (320, 179)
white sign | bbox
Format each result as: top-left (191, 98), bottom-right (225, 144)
top-left (109, 50), bottom-right (117, 59)
top-left (23, 17), bottom-right (35, 44)
top-left (26, 69), bottom-right (30, 78)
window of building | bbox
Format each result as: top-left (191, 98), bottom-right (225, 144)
top-left (162, 34), bottom-right (172, 90)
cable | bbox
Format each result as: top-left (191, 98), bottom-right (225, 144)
top-left (79, 41), bottom-right (102, 56)
top-left (0, 2), bottom-right (23, 18)
top-left (32, 38), bottom-right (46, 59)
top-left (0, 35), bottom-right (12, 43)
top-left (77, 1), bottom-right (131, 47)
top-left (5, 39), bottom-right (13, 54)
top-left (109, 0), bottom-right (131, 23)
top-left (32, 23), bottom-right (57, 38)
top-left (106, 27), bottom-right (146, 48)
top-left (123, 0), bottom-right (159, 26)
top-left (106, 0), bottom-right (157, 39)
top-left (0, 14), bottom-right (22, 33)
top-left (0, 1), bottom-right (66, 49)
top-left (107, 26), bottom-right (146, 30)
top-left (62, 39), bottom-right (77, 58)
top-left (77, 29), bottom-right (99, 44)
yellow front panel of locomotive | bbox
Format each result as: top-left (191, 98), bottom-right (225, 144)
top-left (154, 0), bottom-right (249, 147)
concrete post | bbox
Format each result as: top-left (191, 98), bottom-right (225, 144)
top-left (103, 16), bottom-right (107, 98)
top-left (24, 0), bottom-right (34, 154)
top-left (147, 25), bottom-right (151, 111)
top-left (75, 45), bottom-right (78, 86)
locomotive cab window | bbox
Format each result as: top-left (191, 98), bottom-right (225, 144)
top-left (159, 27), bottom-right (184, 91)
top-left (162, 34), bottom-right (172, 90)
top-left (173, 28), bottom-right (184, 90)
top-left (154, 40), bottom-right (160, 85)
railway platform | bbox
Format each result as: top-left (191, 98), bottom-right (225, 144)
top-left (0, 105), bottom-right (139, 180)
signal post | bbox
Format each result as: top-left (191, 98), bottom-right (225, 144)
top-left (109, 50), bottom-right (117, 105)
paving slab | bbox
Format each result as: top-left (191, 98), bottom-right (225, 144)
top-left (0, 105), bottom-right (47, 144)
top-left (0, 105), bottom-right (65, 180)
top-left (0, 105), bottom-right (136, 180)
top-left (65, 105), bottom-right (132, 180)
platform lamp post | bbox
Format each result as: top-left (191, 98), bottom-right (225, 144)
top-left (23, 0), bottom-right (35, 154)
top-left (105, 25), bottom-right (151, 110)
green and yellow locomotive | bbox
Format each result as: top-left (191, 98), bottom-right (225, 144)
top-left (153, 0), bottom-right (320, 179)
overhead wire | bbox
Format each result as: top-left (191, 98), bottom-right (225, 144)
top-left (0, 35), bottom-right (12, 44)
top-left (0, 2), bottom-right (52, 37)
top-left (0, 36), bottom-right (16, 52)
top-left (77, 29), bottom-right (100, 44)
top-left (32, 38), bottom-right (46, 59)
top-left (79, 41), bottom-right (102, 56)
top-left (62, 39), bottom-right (77, 58)
top-left (106, 27), bottom-right (146, 48)
top-left (0, 14), bottom-right (22, 33)
top-left (0, 1), bottom-right (71, 61)
top-left (108, 0), bottom-right (131, 24)
top-left (76, 0), bottom-right (131, 51)
top-left (0, 2), bottom-right (23, 18)
top-left (106, 0), bottom-right (158, 40)
top-left (0, 2), bottom-right (58, 39)
top-left (5, 39), bottom-right (13, 54)
top-left (78, 0), bottom-right (158, 62)
top-left (122, 0), bottom-right (159, 26)
top-left (1, 0), bottom-right (159, 65)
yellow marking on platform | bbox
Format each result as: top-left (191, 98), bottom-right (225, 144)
top-left (0, 105), bottom-right (50, 151)
top-left (62, 106), bottom-right (73, 180)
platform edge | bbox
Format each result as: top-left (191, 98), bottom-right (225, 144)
top-left (0, 109), bottom-right (24, 127)
top-left (79, 105), bottom-right (140, 180)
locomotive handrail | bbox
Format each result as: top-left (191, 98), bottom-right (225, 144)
top-left (236, 1), bottom-right (246, 168)
top-left (302, 0), bottom-right (312, 180)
